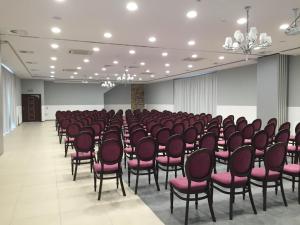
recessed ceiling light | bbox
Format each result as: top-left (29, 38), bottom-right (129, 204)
top-left (279, 23), bottom-right (289, 30)
top-left (139, 77), bottom-right (142, 81)
top-left (191, 54), bottom-right (198, 58)
top-left (188, 40), bottom-right (195, 46)
top-left (133, 74), bottom-right (137, 77)
top-left (55, 0), bottom-right (65, 2)
top-left (188, 64), bottom-right (193, 68)
top-left (150, 74), bottom-right (155, 78)
top-left (50, 71), bottom-right (55, 74)
top-left (73, 72), bottom-right (78, 75)
top-left (125, 69), bottom-right (129, 72)
top-left (76, 66), bottom-right (82, 70)
top-left (93, 47), bottom-right (100, 52)
top-left (50, 75), bottom-right (55, 78)
top-left (104, 32), bottom-right (112, 38)
top-left (50, 65), bottom-right (55, 69)
top-left (129, 49), bottom-right (136, 54)
top-left (237, 17), bottom-right (247, 25)
top-left (51, 27), bottom-right (61, 34)
top-left (70, 75), bottom-right (74, 79)
top-left (94, 73), bottom-right (99, 76)
top-left (140, 62), bottom-right (145, 66)
top-left (50, 57), bottom-right (57, 61)
top-left (148, 36), bottom-right (157, 43)
top-left (186, 10), bottom-right (198, 19)
top-left (51, 43), bottom-right (59, 49)
top-left (106, 77), bottom-right (110, 80)
top-left (218, 56), bottom-right (225, 60)
top-left (83, 58), bottom-right (90, 63)
top-left (165, 70), bottom-right (170, 74)
top-left (113, 60), bottom-right (119, 64)
top-left (146, 69), bottom-right (150, 73)
top-left (165, 63), bottom-right (170, 67)
top-left (89, 76), bottom-right (93, 79)
top-left (162, 52), bottom-right (168, 57)
top-left (102, 67), bottom-right (107, 71)
top-left (126, 2), bottom-right (138, 11)
top-left (114, 73), bottom-right (119, 77)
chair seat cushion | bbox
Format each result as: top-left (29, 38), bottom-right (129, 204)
top-left (283, 164), bottom-right (300, 176)
top-left (186, 143), bottom-right (195, 149)
top-left (212, 172), bottom-right (248, 187)
top-left (218, 140), bottom-right (225, 145)
top-left (128, 159), bottom-right (153, 169)
top-left (215, 151), bottom-right (229, 159)
top-left (124, 147), bottom-right (134, 154)
top-left (156, 156), bottom-right (182, 166)
top-left (289, 135), bottom-right (295, 141)
top-left (124, 133), bottom-right (130, 138)
top-left (94, 136), bottom-right (100, 141)
top-left (169, 177), bottom-right (207, 194)
top-left (251, 167), bottom-right (280, 181)
top-left (244, 139), bottom-right (252, 144)
top-left (71, 151), bottom-right (95, 159)
top-left (159, 145), bottom-right (166, 151)
top-left (125, 139), bottom-right (130, 144)
top-left (64, 137), bottom-right (75, 142)
top-left (255, 149), bottom-right (264, 157)
top-left (287, 145), bottom-right (299, 152)
top-left (93, 163), bottom-right (119, 173)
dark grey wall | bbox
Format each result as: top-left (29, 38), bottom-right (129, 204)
top-left (44, 82), bottom-right (105, 105)
top-left (288, 55), bottom-right (300, 107)
top-left (104, 84), bottom-right (131, 104)
top-left (144, 80), bottom-right (174, 104)
top-left (216, 64), bottom-right (257, 105)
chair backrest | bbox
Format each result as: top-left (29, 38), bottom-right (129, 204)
top-left (198, 132), bottom-right (217, 152)
top-left (223, 124), bottom-right (236, 140)
top-left (166, 134), bottom-right (185, 158)
top-left (207, 125), bottom-right (220, 137)
top-left (278, 122), bottom-right (290, 132)
top-left (242, 124), bottom-right (255, 139)
top-left (151, 124), bottom-right (162, 137)
top-left (264, 143), bottom-right (287, 172)
top-left (66, 123), bottom-right (81, 137)
top-left (61, 119), bottom-right (71, 129)
top-left (185, 149), bottom-right (214, 182)
top-left (172, 122), bottom-right (184, 135)
top-left (74, 131), bottom-right (95, 153)
top-left (131, 128), bottom-right (147, 147)
top-left (264, 122), bottom-right (276, 139)
top-left (91, 123), bottom-right (102, 136)
top-left (252, 118), bottom-right (262, 131)
top-left (98, 139), bottom-right (123, 165)
top-left (183, 127), bottom-right (197, 144)
top-left (295, 122), bottom-right (300, 134)
top-left (156, 127), bottom-right (171, 146)
top-left (135, 136), bottom-right (156, 161)
top-left (81, 126), bottom-right (95, 137)
top-left (193, 121), bottom-right (204, 135)
top-left (236, 116), bottom-right (246, 124)
top-left (237, 119), bottom-right (248, 131)
top-left (267, 118), bottom-right (277, 127)
top-left (229, 145), bottom-right (255, 178)
top-left (102, 130), bottom-right (120, 141)
top-left (252, 130), bottom-right (268, 151)
top-left (163, 120), bottom-right (174, 130)
top-left (274, 129), bottom-right (290, 145)
top-left (227, 131), bottom-right (244, 152)
top-left (182, 119), bottom-right (190, 130)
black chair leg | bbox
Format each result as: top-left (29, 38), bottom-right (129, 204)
top-left (182, 166), bottom-right (185, 177)
top-left (93, 172), bottom-right (97, 192)
top-left (170, 186), bottom-right (174, 213)
top-left (229, 188), bottom-right (234, 220)
top-left (185, 194), bottom-right (190, 225)
top-left (280, 179), bottom-right (288, 207)
top-left (165, 166), bottom-right (169, 190)
top-left (135, 170), bottom-right (139, 194)
top-left (263, 181), bottom-right (267, 211)
top-left (207, 190), bottom-right (216, 222)
top-left (128, 168), bottom-right (131, 187)
top-left (248, 184), bottom-right (257, 214)
top-left (98, 174), bottom-right (103, 200)
top-left (73, 162), bottom-right (78, 181)
top-left (195, 194), bottom-right (198, 209)
top-left (154, 167), bottom-right (160, 191)
top-left (119, 173), bottom-right (126, 197)
top-left (175, 166), bottom-right (177, 178)
top-left (116, 174), bottom-right (119, 189)
top-left (148, 169), bottom-right (151, 184)
top-left (292, 176), bottom-right (295, 192)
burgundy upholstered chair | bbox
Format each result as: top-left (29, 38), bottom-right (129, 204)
top-left (207, 125), bottom-right (220, 139)
top-left (169, 149), bottom-right (216, 225)
top-left (150, 123), bottom-right (163, 138)
top-left (252, 130), bottom-right (269, 167)
top-left (242, 124), bottom-right (255, 144)
top-left (274, 129), bottom-right (290, 146)
top-left (287, 132), bottom-right (300, 163)
top-left (64, 123), bottom-right (80, 157)
top-left (163, 119), bottom-right (174, 130)
top-left (264, 122), bottom-right (276, 144)
top-left (93, 139), bottom-right (125, 200)
top-left (279, 122), bottom-right (291, 132)
top-left (250, 142), bottom-right (288, 211)
top-left (156, 127), bottom-right (172, 153)
top-left (218, 124), bottom-right (236, 149)
top-left (172, 122), bottom-right (184, 135)
top-left (236, 116), bottom-right (246, 124)
top-left (236, 119), bottom-right (248, 132)
top-left (183, 127), bottom-right (198, 154)
top-left (127, 136), bottom-right (160, 194)
top-left (59, 119), bottom-right (71, 144)
top-left (252, 118), bottom-right (262, 132)
top-left (71, 131), bottom-right (95, 181)
top-left (212, 145), bottom-right (257, 220)
top-left (193, 120), bottom-right (204, 140)
top-left (267, 118), bottom-right (277, 127)
top-left (289, 122), bottom-right (300, 143)
top-left (91, 123), bottom-right (102, 147)
top-left (156, 134), bottom-right (185, 189)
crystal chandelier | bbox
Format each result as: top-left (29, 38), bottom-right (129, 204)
top-left (117, 67), bottom-right (135, 82)
top-left (101, 81), bottom-right (115, 88)
top-left (223, 6), bottom-right (272, 55)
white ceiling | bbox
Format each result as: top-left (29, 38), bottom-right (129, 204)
top-left (0, 0), bottom-right (300, 83)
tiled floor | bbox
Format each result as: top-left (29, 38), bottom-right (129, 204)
top-left (0, 122), bottom-right (163, 225)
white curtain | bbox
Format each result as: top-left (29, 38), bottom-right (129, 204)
top-left (2, 67), bottom-right (21, 135)
top-left (174, 73), bottom-right (217, 115)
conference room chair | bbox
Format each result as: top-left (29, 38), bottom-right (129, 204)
top-left (267, 118), bottom-right (278, 128)
top-left (156, 127), bottom-right (172, 154)
top-left (250, 142), bottom-right (288, 211)
top-left (64, 123), bottom-right (80, 157)
top-left (183, 127), bottom-right (198, 154)
top-left (212, 145), bottom-right (257, 220)
top-left (169, 149), bottom-right (216, 225)
top-left (58, 118), bottom-right (71, 144)
top-left (218, 124), bottom-right (236, 150)
top-left (252, 130), bottom-right (269, 167)
top-left (236, 116), bottom-right (246, 124)
top-left (93, 139), bottom-right (126, 200)
top-left (289, 122), bottom-right (300, 143)
top-left (252, 118), bottom-right (262, 132)
top-left (264, 122), bottom-right (276, 144)
top-left (278, 122), bottom-right (291, 132)
top-left (127, 136), bottom-right (160, 194)
top-left (236, 119), bottom-right (248, 132)
top-left (287, 132), bottom-right (300, 163)
top-left (242, 124), bottom-right (255, 144)
top-left (71, 131), bottom-right (95, 181)
top-left (172, 122), bottom-right (184, 135)
top-left (156, 134), bottom-right (185, 189)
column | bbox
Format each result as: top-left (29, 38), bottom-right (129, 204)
top-left (0, 41), bottom-right (4, 155)
top-left (131, 84), bottom-right (144, 110)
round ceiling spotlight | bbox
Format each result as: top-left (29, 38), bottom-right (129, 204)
top-left (140, 62), bottom-right (146, 66)
top-left (186, 10), bottom-right (198, 19)
top-left (51, 27), bottom-right (61, 34)
top-left (279, 23), bottom-right (289, 30)
top-left (83, 58), bottom-right (90, 63)
top-left (162, 52), bottom-right (168, 57)
top-left (50, 56), bottom-right (57, 61)
top-left (104, 32), bottom-right (112, 38)
top-left (129, 49), bottom-right (136, 54)
top-left (191, 54), bottom-right (198, 58)
top-left (126, 2), bottom-right (138, 11)
top-left (93, 47), bottom-right (100, 52)
top-left (148, 36), bottom-right (157, 43)
top-left (237, 17), bottom-right (247, 25)
top-left (51, 43), bottom-right (59, 49)
top-left (188, 40), bottom-right (195, 46)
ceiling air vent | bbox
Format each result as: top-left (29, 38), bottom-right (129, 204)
top-left (128, 65), bottom-right (139, 69)
top-left (69, 49), bottom-right (93, 55)
top-left (26, 61), bottom-right (37, 65)
top-left (103, 64), bottom-right (113, 68)
top-left (140, 72), bottom-right (153, 75)
top-left (183, 57), bottom-right (205, 62)
top-left (10, 29), bottom-right (28, 36)
top-left (62, 68), bottom-right (78, 72)
top-left (19, 50), bottom-right (34, 54)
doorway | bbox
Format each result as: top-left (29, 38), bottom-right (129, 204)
top-left (22, 94), bottom-right (42, 122)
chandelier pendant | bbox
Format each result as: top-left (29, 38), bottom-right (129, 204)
top-left (223, 6), bottom-right (272, 55)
